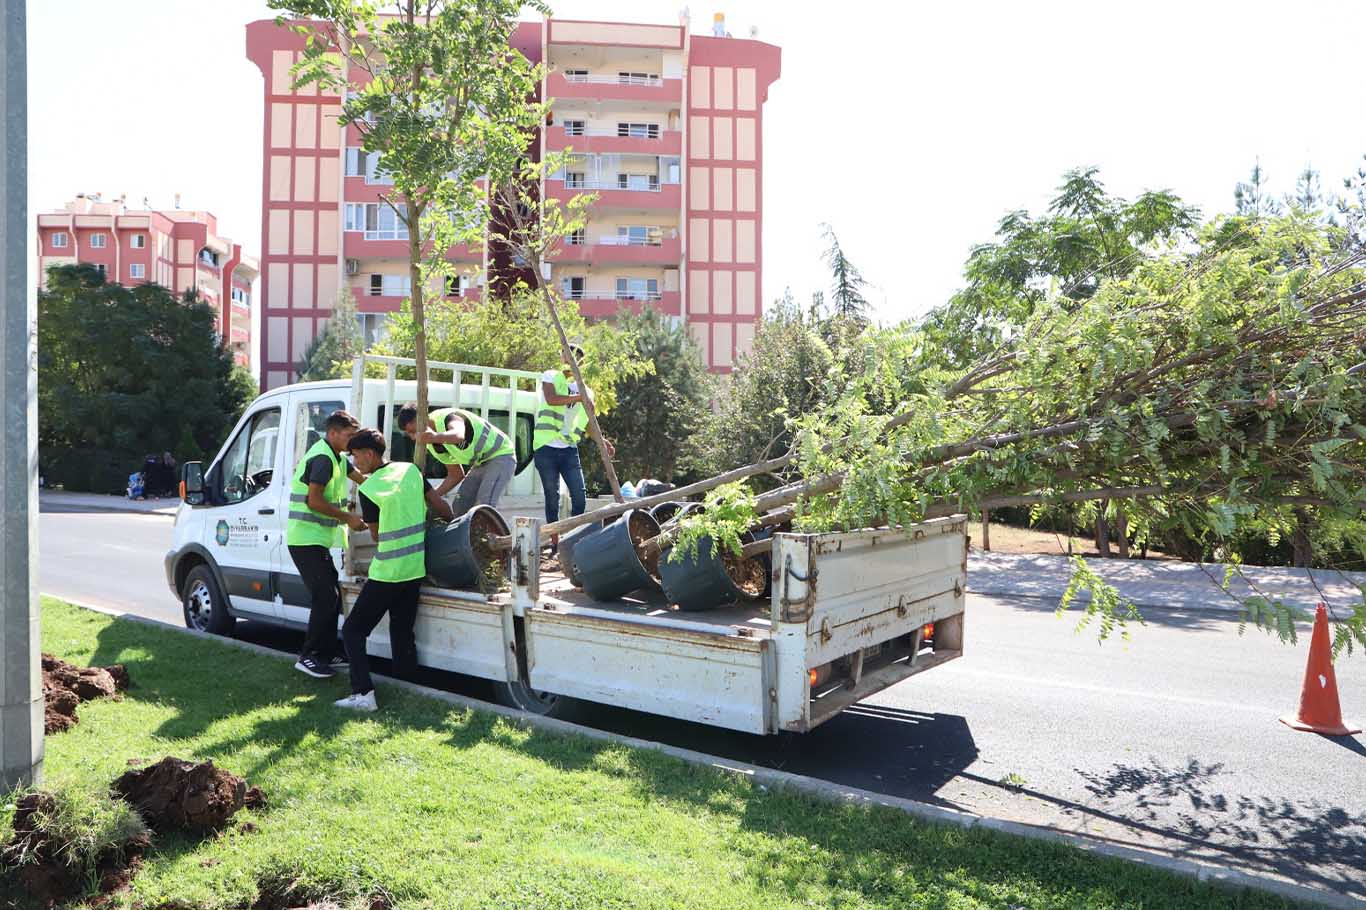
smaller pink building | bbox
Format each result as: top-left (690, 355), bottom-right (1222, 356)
top-left (35, 194), bottom-right (258, 367)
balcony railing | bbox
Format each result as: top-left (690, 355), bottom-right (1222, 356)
top-left (597, 234), bottom-right (664, 246)
top-left (560, 289), bottom-right (663, 302)
top-left (563, 73), bottom-right (662, 86)
top-left (561, 126), bottom-right (663, 139)
top-left (561, 177), bottom-right (662, 192)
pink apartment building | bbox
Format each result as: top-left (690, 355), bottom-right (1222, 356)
top-left (35, 195), bottom-right (258, 367)
top-left (246, 14), bottom-right (780, 389)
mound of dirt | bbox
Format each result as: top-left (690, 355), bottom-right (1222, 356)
top-left (112, 757), bottom-right (266, 834)
top-left (41, 654), bottom-right (130, 735)
top-left (1, 793), bottom-right (149, 908)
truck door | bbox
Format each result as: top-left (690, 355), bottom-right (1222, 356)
top-left (274, 392), bottom-right (350, 628)
top-left (205, 404), bottom-right (285, 619)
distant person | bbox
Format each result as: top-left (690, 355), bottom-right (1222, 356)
top-left (397, 403), bottom-right (517, 516)
top-left (533, 345), bottom-right (614, 551)
top-left (337, 428), bottom-right (454, 712)
top-left (288, 410), bottom-right (368, 680)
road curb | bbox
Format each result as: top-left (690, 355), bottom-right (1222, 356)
top-left (59, 599), bottom-right (1362, 910)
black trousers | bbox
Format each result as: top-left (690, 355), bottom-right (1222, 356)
top-left (288, 545), bottom-right (341, 661)
top-left (341, 577), bottom-right (422, 695)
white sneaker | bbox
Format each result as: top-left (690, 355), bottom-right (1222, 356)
top-left (334, 690), bottom-right (378, 712)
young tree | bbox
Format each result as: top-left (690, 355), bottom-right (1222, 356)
top-left (274, 0), bottom-right (546, 469)
top-left (1234, 158), bottom-right (1282, 218)
top-left (296, 285), bottom-right (362, 381)
top-left (820, 223), bottom-right (869, 324)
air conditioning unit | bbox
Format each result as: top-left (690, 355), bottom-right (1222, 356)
top-left (345, 258), bottom-right (360, 276)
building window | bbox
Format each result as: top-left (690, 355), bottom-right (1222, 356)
top-left (567, 228), bottom-right (586, 246)
top-left (130, 234), bottom-right (146, 249)
top-left (50, 232), bottom-right (68, 249)
top-left (617, 225), bottom-right (661, 246)
top-left (617, 174), bottom-right (659, 191)
top-left (617, 122), bottom-right (660, 139)
top-left (560, 277), bottom-right (585, 299)
top-left (563, 68), bottom-right (588, 81)
top-left (231, 287), bottom-right (249, 305)
top-left (563, 120), bottom-right (586, 136)
top-left (616, 277), bottom-right (658, 300)
top-left (94, 263), bottom-right (106, 278)
top-left (565, 172), bottom-right (587, 189)
top-left (199, 248), bottom-right (219, 267)
top-left (368, 274), bottom-right (412, 297)
top-left (617, 71), bottom-right (659, 86)
top-left (445, 274), bottom-right (471, 297)
top-left (356, 313), bottom-right (390, 347)
top-left (130, 263), bottom-right (145, 280)
top-left (345, 203), bottom-right (408, 240)
top-left (89, 233), bottom-right (107, 249)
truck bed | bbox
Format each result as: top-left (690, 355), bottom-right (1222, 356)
top-left (341, 516), bottom-right (969, 734)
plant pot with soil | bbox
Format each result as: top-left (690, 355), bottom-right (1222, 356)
top-left (660, 532), bottom-right (768, 612)
top-left (572, 509), bottom-right (662, 601)
top-left (425, 505), bottom-right (511, 595)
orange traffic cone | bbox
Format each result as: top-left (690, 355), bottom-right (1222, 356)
top-left (1280, 603), bottom-right (1361, 736)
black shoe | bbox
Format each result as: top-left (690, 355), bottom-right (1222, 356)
top-left (294, 656), bottom-right (335, 679)
top-left (328, 654), bottom-right (349, 670)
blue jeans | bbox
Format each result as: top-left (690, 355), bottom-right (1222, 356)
top-left (534, 445), bottom-right (586, 524)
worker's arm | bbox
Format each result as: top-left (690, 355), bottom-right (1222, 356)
top-left (347, 467), bottom-right (367, 485)
top-left (424, 484), bottom-right (455, 522)
top-left (306, 482), bottom-right (367, 531)
top-left (433, 460), bottom-right (464, 498)
top-left (541, 379), bottom-right (582, 406)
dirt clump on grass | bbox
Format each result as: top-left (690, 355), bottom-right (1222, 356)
top-left (1, 792), bottom-right (150, 908)
top-left (41, 653), bottom-right (130, 735)
top-left (112, 757), bottom-right (266, 834)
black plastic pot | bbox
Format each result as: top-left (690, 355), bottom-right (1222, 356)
top-left (424, 505), bottom-right (510, 593)
top-left (572, 509), bottom-right (661, 601)
top-left (557, 519), bottom-right (603, 586)
top-left (659, 533), bottom-right (766, 612)
top-left (649, 501), bottom-right (686, 526)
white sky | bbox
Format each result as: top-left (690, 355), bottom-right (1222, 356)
top-left (29, 0), bottom-right (1366, 328)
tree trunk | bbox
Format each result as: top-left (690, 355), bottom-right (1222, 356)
top-left (1115, 506), bottom-right (1130, 559)
top-left (1291, 507), bottom-right (1314, 568)
top-left (409, 223), bottom-right (427, 472)
top-left (981, 509), bottom-right (991, 552)
top-left (1094, 499), bottom-right (1112, 558)
top-left (534, 277), bottom-right (622, 501)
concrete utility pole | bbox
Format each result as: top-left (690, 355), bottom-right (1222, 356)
top-left (0, 0), bottom-right (41, 791)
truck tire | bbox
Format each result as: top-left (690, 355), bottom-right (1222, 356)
top-left (493, 680), bottom-right (576, 720)
top-left (182, 565), bottom-right (234, 636)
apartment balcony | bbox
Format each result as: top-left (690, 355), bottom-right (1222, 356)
top-left (545, 178), bottom-right (681, 211)
top-left (546, 125), bottom-right (682, 157)
top-left (549, 234), bottom-right (681, 266)
top-left (351, 286), bottom-right (482, 310)
top-left (343, 234), bottom-right (481, 262)
top-left (546, 71), bottom-right (681, 105)
top-left (564, 289), bottom-right (680, 318)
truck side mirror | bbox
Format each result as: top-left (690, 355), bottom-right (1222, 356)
top-left (182, 462), bottom-right (205, 506)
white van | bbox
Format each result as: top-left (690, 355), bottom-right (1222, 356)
top-left (164, 359), bottom-right (549, 636)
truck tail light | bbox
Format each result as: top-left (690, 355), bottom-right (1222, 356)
top-left (808, 663), bottom-right (832, 688)
top-left (922, 623), bottom-right (935, 640)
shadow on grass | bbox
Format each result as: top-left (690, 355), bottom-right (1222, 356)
top-left (77, 612), bottom-right (1309, 910)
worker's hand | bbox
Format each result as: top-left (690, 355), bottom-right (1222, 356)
top-left (605, 440), bottom-right (616, 458)
top-left (346, 514), bottom-right (368, 532)
top-left (415, 429), bottom-right (437, 446)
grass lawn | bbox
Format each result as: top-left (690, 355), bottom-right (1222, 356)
top-left (3, 598), bottom-right (1305, 910)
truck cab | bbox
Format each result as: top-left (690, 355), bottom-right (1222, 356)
top-left (165, 362), bottom-right (546, 635)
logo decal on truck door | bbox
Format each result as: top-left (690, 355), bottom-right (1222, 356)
top-left (215, 520), bottom-right (230, 546)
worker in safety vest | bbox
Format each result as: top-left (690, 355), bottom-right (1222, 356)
top-left (287, 410), bottom-right (368, 680)
top-left (336, 428), bottom-right (453, 712)
top-left (533, 345), bottom-right (614, 551)
top-left (397, 403), bottom-right (517, 516)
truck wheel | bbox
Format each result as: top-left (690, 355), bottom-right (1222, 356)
top-left (183, 565), bottom-right (234, 636)
top-left (493, 680), bottom-right (575, 720)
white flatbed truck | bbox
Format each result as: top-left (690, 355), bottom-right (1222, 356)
top-left (168, 354), bottom-right (967, 734)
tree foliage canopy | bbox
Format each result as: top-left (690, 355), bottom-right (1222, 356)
top-left (39, 265), bottom-right (255, 492)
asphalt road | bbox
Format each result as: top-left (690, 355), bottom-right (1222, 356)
top-left (39, 505), bottom-right (1366, 900)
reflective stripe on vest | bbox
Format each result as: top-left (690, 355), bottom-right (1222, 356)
top-left (533, 371), bottom-right (587, 449)
top-left (426, 407), bottom-right (514, 468)
top-left (286, 438), bottom-right (349, 548)
top-left (359, 461), bottom-right (428, 583)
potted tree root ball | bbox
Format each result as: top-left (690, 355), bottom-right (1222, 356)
top-left (572, 509), bottom-right (662, 601)
top-left (659, 532), bottom-right (768, 612)
top-left (425, 505), bottom-right (511, 595)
